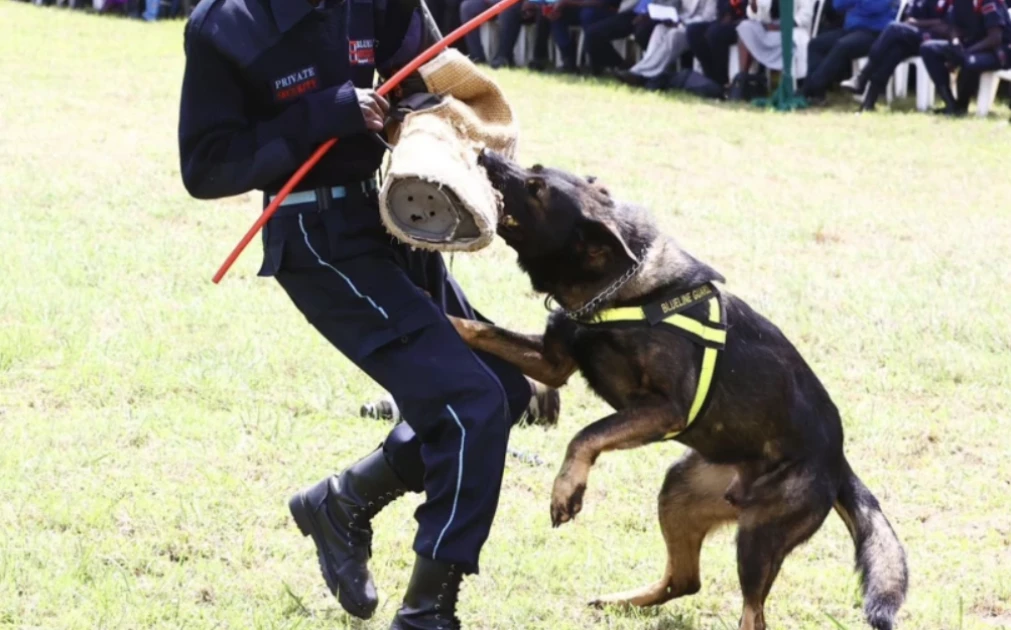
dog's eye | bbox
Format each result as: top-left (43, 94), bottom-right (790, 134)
top-left (526, 178), bottom-right (544, 196)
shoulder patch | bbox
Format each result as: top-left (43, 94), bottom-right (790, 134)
top-left (185, 0), bottom-right (281, 67)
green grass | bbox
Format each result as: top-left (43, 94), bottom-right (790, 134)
top-left (2, 3), bottom-right (1010, 629)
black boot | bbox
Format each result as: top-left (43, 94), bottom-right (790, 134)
top-left (932, 80), bottom-right (964, 116)
top-left (289, 449), bottom-right (409, 619)
top-left (390, 555), bottom-right (464, 630)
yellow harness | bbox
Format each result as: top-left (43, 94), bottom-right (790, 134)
top-left (587, 283), bottom-right (726, 439)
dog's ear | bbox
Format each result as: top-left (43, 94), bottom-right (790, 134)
top-left (575, 219), bottom-right (638, 271)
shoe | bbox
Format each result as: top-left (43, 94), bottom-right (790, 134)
top-left (931, 105), bottom-right (967, 117)
top-left (489, 56), bottom-right (510, 69)
top-left (389, 555), bottom-right (464, 630)
top-left (527, 58), bottom-right (548, 72)
top-left (289, 449), bottom-right (410, 619)
top-left (361, 394), bottom-right (402, 423)
top-left (522, 380), bottom-right (560, 427)
top-left (841, 74), bottom-right (867, 95)
top-left (727, 73), bottom-right (747, 101)
top-left (613, 69), bottom-right (646, 87)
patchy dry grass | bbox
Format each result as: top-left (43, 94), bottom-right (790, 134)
top-left (1, 3), bottom-right (1009, 629)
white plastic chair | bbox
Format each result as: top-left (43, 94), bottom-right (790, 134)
top-left (892, 56), bottom-right (935, 111)
top-left (976, 68), bottom-right (1011, 116)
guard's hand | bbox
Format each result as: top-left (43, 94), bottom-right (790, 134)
top-left (356, 88), bottom-right (390, 133)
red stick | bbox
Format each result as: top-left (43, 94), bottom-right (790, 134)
top-left (212, 0), bottom-right (523, 284)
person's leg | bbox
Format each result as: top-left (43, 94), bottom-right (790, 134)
top-left (460, 0), bottom-right (491, 63)
top-left (141, 0), bottom-right (158, 21)
top-left (687, 20), bottom-right (713, 74)
top-left (737, 36), bottom-right (753, 75)
top-left (550, 7), bottom-right (581, 70)
top-left (860, 29), bottom-right (921, 109)
top-left (956, 52), bottom-right (1000, 112)
top-left (846, 24), bottom-right (898, 92)
top-left (442, 0), bottom-right (466, 44)
top-left (279, 208), bottom-right (528, 623)
top-left (919, 40), bottom-right (958, 112)
top-left (802, 28), bottom-right (844, 97)
top-left (804, 29), bottom-right (873, 99)
top-left (530, 12), bottom-right (552, 69)
top-left (492, 0), bottom-right (525, 64)
top-left (585, 11), bottom-right (637, 74)
top-left (707, 20), bottom-right (739, 85)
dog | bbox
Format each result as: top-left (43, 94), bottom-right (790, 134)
top-left (447, 150), bottom-right (910, 630)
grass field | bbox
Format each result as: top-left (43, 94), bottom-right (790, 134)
top-left (2, 3), bottom-right (1010, 629)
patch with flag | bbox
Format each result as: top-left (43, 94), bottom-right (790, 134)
top-left (349, 39), bottom-right (375, 66)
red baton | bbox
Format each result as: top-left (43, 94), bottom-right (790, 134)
top-left (211, 0), bottom-right (523, 284)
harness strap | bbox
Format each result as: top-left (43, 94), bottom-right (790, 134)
top-left (588, 286), bottom-right (726, 439)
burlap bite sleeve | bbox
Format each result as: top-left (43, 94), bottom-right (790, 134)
top-left (379, 48), bottom-right (518, 252)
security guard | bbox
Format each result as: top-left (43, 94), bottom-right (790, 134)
top-left (842, 0), bottom-right (953, 109)
top-left (177, 0), bottom-right (537, 625)
top-left (919, 0), bottom-right (1011, 115)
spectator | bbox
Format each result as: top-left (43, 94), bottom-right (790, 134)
top-left (460, 0), bottom-right (530, 67)
top-left (728, 0), bottom-right (818, 99)
top-left (687, 0), bottom-right (749, 86)
top-left (841, 0), bottom-right (953, 110)
top-left (800, 0), bottom-right (897, 103)
top-left (546, 0), bottom-right (622, 72)
top-left (920, 0), bottom-right (1011, 115)
top-left (583, 0), bottom-right (658, 75)
top-left (614, 0), bottom-right (719, 85)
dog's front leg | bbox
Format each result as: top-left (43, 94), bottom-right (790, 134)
top-left (448, 316), bottom-right (577, 388)
top-left (551, 405), bottom-right (684, 527)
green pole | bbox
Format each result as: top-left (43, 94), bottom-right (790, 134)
top-left (753, 0), bottom-right (808, 110)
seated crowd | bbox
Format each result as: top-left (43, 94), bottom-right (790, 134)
top-left (449, 0), bottom-right (1011, 116)
top-left (23, 0), bottom-right (1011, 116)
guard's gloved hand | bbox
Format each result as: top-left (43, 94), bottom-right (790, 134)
top-left (355, 88), bottom-right (391, 132)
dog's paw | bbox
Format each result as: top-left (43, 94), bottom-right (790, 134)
top-left (550, 475), bottom-right (586, 527)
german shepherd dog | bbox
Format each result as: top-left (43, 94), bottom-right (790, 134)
top-left (448, 151), bottom-right (910, 630)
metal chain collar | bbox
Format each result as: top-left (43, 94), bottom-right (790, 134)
top-left (560, 254), bottom-right (646, 322)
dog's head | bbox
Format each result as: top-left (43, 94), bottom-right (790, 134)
top-left (479, 150), bottom-right (647, 297)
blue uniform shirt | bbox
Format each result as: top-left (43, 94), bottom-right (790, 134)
top-left (950, 0), bottom-right (1011, 45)
top-left (178, 0), bottom-right (423, 200)
top-left (832, 0), bottom-right (898, 31)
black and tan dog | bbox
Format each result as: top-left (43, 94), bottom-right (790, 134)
top-left (449, 151), bottom-right (909, 630)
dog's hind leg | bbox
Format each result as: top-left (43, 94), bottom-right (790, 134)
top-left (590, 450), bottom-right (738, 609)
top-left (735, 463), bottom-right (836, 630)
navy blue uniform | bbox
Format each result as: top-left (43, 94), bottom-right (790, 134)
top-left (920, 0), bottom-right (1011, 111)
top-left (178, 0), bottom-right (531, 573)
top-left (859, 0), bottom-right (952, 86)
top-left (687, 0), bottom-right (749, 86)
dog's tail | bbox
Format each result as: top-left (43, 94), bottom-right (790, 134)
top-left (834, 459), bottom-right (908, 630)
